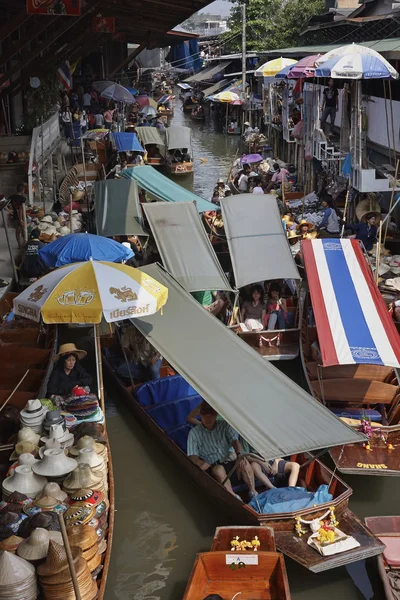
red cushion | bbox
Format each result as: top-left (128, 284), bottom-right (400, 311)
top-left (379, 536), bottom-right (400, 567)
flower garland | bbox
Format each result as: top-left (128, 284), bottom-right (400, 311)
top-left (294, 506), bottom-right (339, 537)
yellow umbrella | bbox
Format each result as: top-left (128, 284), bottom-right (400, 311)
top-left (13, 261), bottom-right (168, 411)
top-left (256, 57), bottom-right (297, 78)
top-left (149, 97), bottom-right (158, 109)
top-left (213, 90), bottom-right (241, 103)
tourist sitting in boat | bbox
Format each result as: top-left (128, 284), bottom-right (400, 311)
top-left (237, 168), bottom-right (250, 193)
top-left (181, 148), bottom-right (191, 162)
top-left (317, 197), bottom-right (340, 238)
top-left (240, 285), bottom-right (266, 332)
top-left (47, 343), bottom-right (92, 397)
top-left (296, 220), bottom-right (315, 239)
top-left (147, 145), bottom-right (163, 161)
top-left (249, 456), bottom-right (300, 490)
top-left (347, 213), bottom-right (378, 252)
top-left (19, 229), bottom-right (46, 280)
top-left (117, 325), bottom-right (162, 381)
top-left (187, 401), bottom-right (258, 500)
top-left (191, 290), bottom-right (225, 317)
top-left (212, 178), bottom-right (227, 203)
top-left (248, 172), bottom-right (260, 193)
top-left (266, 285), bottom-right (288, 331)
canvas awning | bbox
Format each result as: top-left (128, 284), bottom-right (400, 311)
top-left (184, 61), bottom-right (232, 83)
top-left (165, 126), bottom-right (191, 151)
top-left (112, 132), bottom-right (144, 153)
top-left (135, 127), bottom-right (166, 148)
top-left (202, 79), bottom-right (232, 98)
top-left (220, 194), bottom-right (300, 289)
top-left (121, 166), bottom-right (216, 213)
top-left (94, 179), bottom-right (148, 238)
top-left (177, 83), bottom-right (192, 90)
top-left (302, 238), bottom-right (400, 368)
top-left (143, 202), bottom-right (233, 292)
top-left (132, 264), bottom-right (365, 460)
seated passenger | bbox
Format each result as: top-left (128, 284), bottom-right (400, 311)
top-left (347, 213), bottom-right (377, 252)
top-left (187, 401), bottom-right (257, 500)
top-left (181, 148), bottom-right (191, 162)
top-left (240, 285), bottom-right (266, 332)
top-left (296, 219), bottom-right (315, 240)
top-left (117, 326), bottom-right (162, 381)
top-left (191, 290), bottom-right (225, 317)
top-left (266, 285), bottom-right (288, 330)
top-left (249, 456), bottom-right (300, 489)
top-left (47, 343), bottom-right (92, 397)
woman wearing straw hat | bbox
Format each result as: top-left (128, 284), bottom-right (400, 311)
top-left (47, 343), bottom-right (92, 398)
top-left (287, 229), bottom-right (302, 260)
top-left (296, 219), bottom-right (315, 240)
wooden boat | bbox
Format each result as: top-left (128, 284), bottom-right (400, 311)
top-left (211, 525), bottom-right (276, 552)
top-left (365, 516), bottom-right (400, 600)
top-left (183, 551), bottom-right (290, 599)
top-left (0, 317), bottom-right (114, 600)
top-left (301, 320), bottom-right (400, 476)
top-left (102, 338), bottom-right (384, 572)
top-left (164, 161), bottom-right (193, 175)
top-left (59, 162), bottom-right (103, 209)
top-left (183, 101), bottom-right (198, 113)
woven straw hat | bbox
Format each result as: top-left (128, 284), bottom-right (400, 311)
top-left (32, 449), bottom-right (77, 478)
top-left (63, 504), bottom-right (96, 528)
top-left (33, 495), bottom-right (67, 512)
top-left (39, 438), bottom-right (62, 459)
top-left (41, 215), bottom-right (53, 224)
top-left (67, 524), bottom-right (97, 551)
top-left (54, 343), bottom-right (87, 361)
top-left (39, 556), bottom-right (87, 584)
top-left (2, 465), bottom-right (47, 498)
top-left (76, 448), bottom-right (104, 470)
top-left (9, 441), bottom-right (39, 461)
top-left (17, 428), bottom-right (40, 446)
top-left (69, 435), bottom-right (105, 457)
top-left (62, 464), bottom-right (103, 492)
top-left (40, 424), bottom-right (74, 448)
top-left (16, 453), bottom-right (39, 468)
top-left (69, 489), bottom-right (103, 507)
top-left (0, 535), bottom-right (24, 553)
top-left (42, 482), bottom-right (68, 503)
top-left (0, 549), bottom-right (37, 588)
top-left (86, 549), bottom-right (101, 572)
top-left (37, 540), bottom-right (81, 576)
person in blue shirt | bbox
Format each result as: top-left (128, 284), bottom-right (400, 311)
top-left (348, 213), bottom-right (378, 252)
top-left (318, 197), bottom-right (340, 237)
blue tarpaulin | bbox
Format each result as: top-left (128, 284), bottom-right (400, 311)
top-left (39, 233), bottom-right (133, 267)
top-left (121, 166), bottom-right (216, 212)
top-left (112, 132), bottom-right (144, 153)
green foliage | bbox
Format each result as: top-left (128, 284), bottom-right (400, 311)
top-left (222, 0), bottom-right (324, 52)
top-left (22, 68), bottom-right (60, 134)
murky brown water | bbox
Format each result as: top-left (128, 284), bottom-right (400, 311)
top-left (104, 96), bottom-right (400, 599)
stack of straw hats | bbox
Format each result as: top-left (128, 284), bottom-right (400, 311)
top-left (0, 535), bottom-right (24, 553)
top-left (0, 550), bottom-right (38, 600)
top-left (16, 528), bottom-right (63, 563)
top-left (9, 442), bottom-right (39, 463)
top-left (67, 525), bottom-right (101, 574)
top-left (2, 466), bottom-right (47, 501)
top-left (40, 424), bottom-right (74, 450)
top-left (17, 428), bottom-right (40, 446)
top-left (37, 541), bottom-right (97, 600)
top-left (41, 483), bottom-right (68, 503)
top-left (69, 435), bottom-right (108, 463)
top-left (62, 464), bottom-right (104, 496)
top-left (75, 449), bottom-right (107, 491)
top-left (19, 400), bottom-right (47, 434)
top-left (42, 412), bottom-right (66, 436)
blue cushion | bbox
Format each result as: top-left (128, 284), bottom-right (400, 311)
top-left (167, 423), bottom-right (193, 452)
top-left (147, 395), bottom-right (202, 430)
top-left (135, 374), bottom-right (198, 408)
top-left (330, 408), bottom-right (382, 422)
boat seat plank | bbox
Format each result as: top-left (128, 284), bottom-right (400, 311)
top-left (307, 363), bottom-right (393, 382)
top-left (0, 368), bottom-right (45, 391)
top-left (0, 329), bottom-right (40, 345)
top-left (311, 379), bottom-right (398, 405)
top-left (0, 347), bottom-right (50, 367)
top-left (0, 389), bottom-right (35, 409)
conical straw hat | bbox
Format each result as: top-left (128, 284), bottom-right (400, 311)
top-left (0, 535), bottom-right (24, 553)
top-left (42, 482), bottom-right (68, 503)
top-left (37, 540), bottom-right (81, 576)
top-left (17, 527), bottom-right (51, 561)
top-left (0, 549), bottom-right (35, 584)
top-left (67, 525), bottom-right (97, 551)
top-left (86, 549), bottom-right (101, 572)
top-left (39, 556), bottom-right (87, 585)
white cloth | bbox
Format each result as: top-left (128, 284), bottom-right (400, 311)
top-left (238, 174), bottom-right (248, 192)
top-left (244, 318), bottom-right (263, 332)
top-left (83, 93), bottom-right (91, 106)
top-left (252, 186), bottom-right (264, 194)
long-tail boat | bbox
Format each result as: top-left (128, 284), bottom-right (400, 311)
top-left (365, 516), bottom-right (400, 600)
top-left (102, 263), bottom-right (383, 573)
top-left (301, 238), bottom-right (400, 476)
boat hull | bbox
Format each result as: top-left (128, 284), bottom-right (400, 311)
top-left (365, 516), bottom-right (400, 600)
top-left (165, 161), bottom-right (193, 175)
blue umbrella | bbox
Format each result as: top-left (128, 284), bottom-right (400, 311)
top-left (39, 233), bottom-right (133, 268)
top-left (275, 64), bottom-right (296, 79)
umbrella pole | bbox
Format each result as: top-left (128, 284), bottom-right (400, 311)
top-left (1, 209), bottom-right (19, 283)
top-left (94, 323), bottom-right (105, 417)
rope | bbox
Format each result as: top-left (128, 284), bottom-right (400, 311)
top-left (328, 445), bottom-right (345, 489)
top-left (317, 364), bottom-right (326, 406)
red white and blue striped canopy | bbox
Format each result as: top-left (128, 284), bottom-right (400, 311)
top-left (303, 238), bottom-right (400, 368)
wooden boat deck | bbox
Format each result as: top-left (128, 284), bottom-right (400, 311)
top-left (234, 329), bottom-right (300, 361)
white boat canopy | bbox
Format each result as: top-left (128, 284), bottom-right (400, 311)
top-left (132, 264), bottom-right (365, 460)
top-left (166, 125), bottom-right (192, 151)
top-left (94, 179), bottom-right (148, 238)
top-left (135, 127), bottom-right (166, 149)
top-left (221, 193), bottom-right (300, 288)
top-left (143, 202), bottom-right (233, 293)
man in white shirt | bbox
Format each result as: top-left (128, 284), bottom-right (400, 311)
top-left (252, 185), bottom-right (264, 194)
top-left (83, 92), bottom-right (91, 109)
top-left (238, 172), bottom-right (248, 193)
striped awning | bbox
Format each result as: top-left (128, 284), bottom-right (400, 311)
top-left (302, 238), bottom-right (400, 368)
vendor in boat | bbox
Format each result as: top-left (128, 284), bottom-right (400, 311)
top-left (317, 197), bottom-right (340, 238)
top-left (266, 163), bottom-right (289, 192)
top-left (347, 213), bottom-right (378, 252)
top-left (117, 325), bottom-right (162, 381)
top-left (287, 230), bottom-right (302, 261)
top-left (19, 229), bottom-right (46, 280)
top-left (212, 178), bottom-right (227, 203)
top-left (296, 220), bottom-right (315, 240)
top-left (240, 285), bottom-right (266, 332)
top-left (187, 401), bottom-right (258, 500)
top-left (47, 343), bottom-right (92, 397)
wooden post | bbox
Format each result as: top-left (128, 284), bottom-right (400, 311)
top-left (341, 179), bottom-right (351, 238)
top-left (57, 513), bottom-right (81, 600)
top-left (94, 323), bottom-right (105, 417)
top-left (384, 159), bottom-right (399, 244)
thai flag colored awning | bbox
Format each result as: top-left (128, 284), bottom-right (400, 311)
top-left (302, 238), bottom-right (400, 368)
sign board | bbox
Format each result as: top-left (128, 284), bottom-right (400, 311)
top-left (92, 16), bottom-right (115, 33)
top-left (226, 554), bottom-right (259, 565)
top-left (26, 0), bottom-right (80, 16)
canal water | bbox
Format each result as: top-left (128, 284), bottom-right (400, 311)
top-left (105, 96), bottom-right (400, 599)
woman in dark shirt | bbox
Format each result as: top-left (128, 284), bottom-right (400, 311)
top-left (47, 343), bottom-right (92, 397)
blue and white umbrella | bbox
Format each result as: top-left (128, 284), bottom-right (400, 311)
top-left (315, 43), bottom-right (398, 79)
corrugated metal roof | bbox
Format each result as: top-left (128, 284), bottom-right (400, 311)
top-left (202, 78), bottom-right (232, 97)
top-left (184, 61), bottom-right (232, 82)
top-left (259, 37), bottom-right (400, 58)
